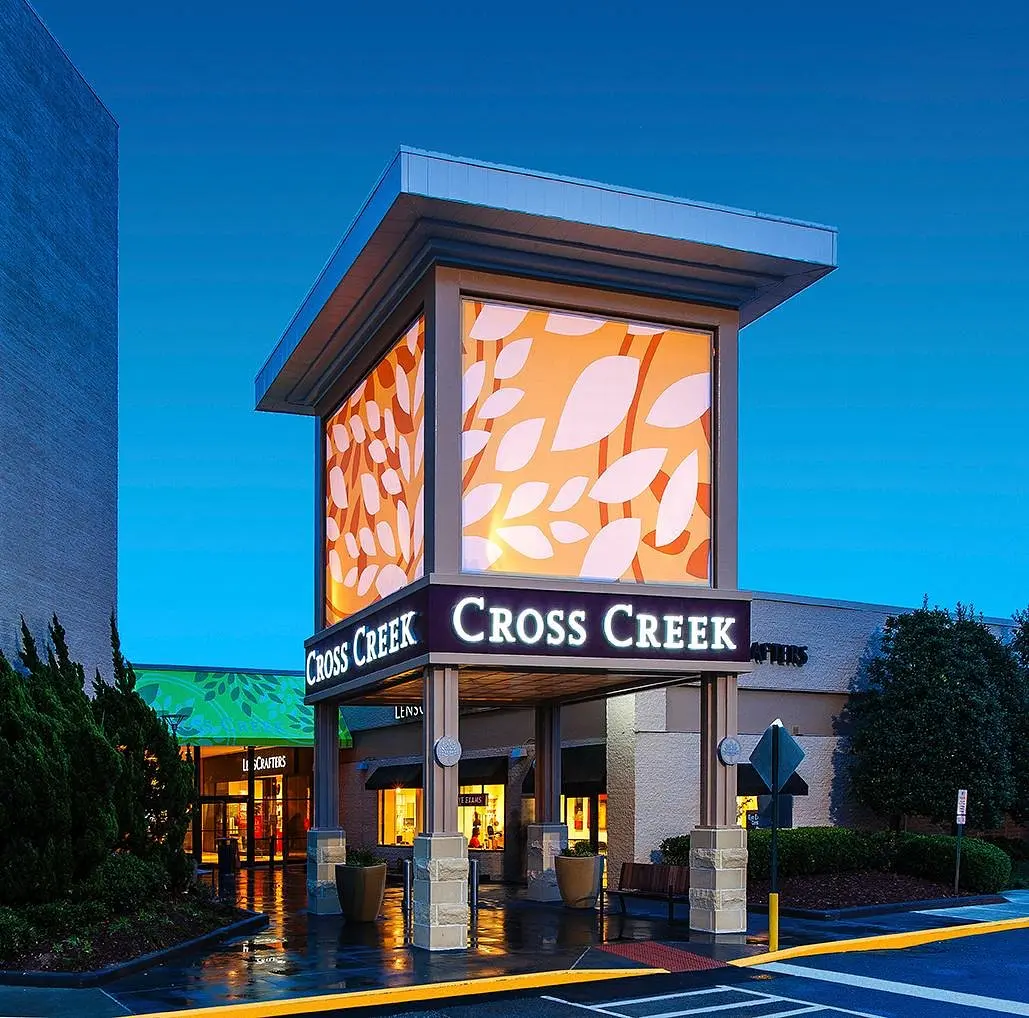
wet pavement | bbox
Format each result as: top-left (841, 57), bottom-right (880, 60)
top-left (0, 868), bottom-right (1020, 1017)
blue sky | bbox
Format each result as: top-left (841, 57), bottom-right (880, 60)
top-left (35, 0), bottom-right (1029, 667)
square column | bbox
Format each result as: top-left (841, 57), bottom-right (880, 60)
top-left (413, 665), bottom-right (468, 950)
top-left (307, 702), bottom-right (345, 914)
top-left (527, 704), bottom-right (567, 901)
top-left (690, 674), bottom-right (747, 933)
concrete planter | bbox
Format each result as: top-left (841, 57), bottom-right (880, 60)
top-left (334, 863), bottom-right (387, 922)
top-left (555, 854), bottom-right (604, 909)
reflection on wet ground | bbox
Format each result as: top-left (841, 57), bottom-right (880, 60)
top-left (105, 867), bottom-right (679, 1014)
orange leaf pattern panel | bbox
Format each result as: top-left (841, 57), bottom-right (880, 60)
top-left (461, 301), bottom-right (712, 585)
top-left (324, 318), bottom-right (425, 625)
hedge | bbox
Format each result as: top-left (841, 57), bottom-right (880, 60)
top-left (660, 826), bottom-right (1013, 894)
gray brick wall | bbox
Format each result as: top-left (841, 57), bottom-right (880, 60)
top-left (0, 0), bottom-right (117, 688)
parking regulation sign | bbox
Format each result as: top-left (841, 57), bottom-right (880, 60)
top-left (956, 788), bottom-right (968, 825)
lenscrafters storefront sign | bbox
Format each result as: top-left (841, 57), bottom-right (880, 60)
top-left (306, 583), bottom-right (751, 701)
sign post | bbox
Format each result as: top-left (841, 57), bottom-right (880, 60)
top-left (750, 719), bottom-right (805, 953)
top-left (955, 788), bottom-right (967, 894)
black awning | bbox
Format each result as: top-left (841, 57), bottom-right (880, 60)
top-left (365, 763), bottom-right (422, 790)
top-left (736, 763), bottom-right (808, 796)
top-left (365, 756), bottom-right (508, 791)
top-left (521, 744), bottom-right (607, 797)
top-left (459, 755), bottom-right (508, 784)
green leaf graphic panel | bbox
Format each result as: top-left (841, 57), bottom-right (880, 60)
top-left (131, 668), bottom-right (352, 747)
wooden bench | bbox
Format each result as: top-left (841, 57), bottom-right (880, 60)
top-left (605, 862), bottom-right (690, 922)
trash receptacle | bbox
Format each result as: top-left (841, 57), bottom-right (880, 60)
top-left (216, 837), bottom-right (240, 874)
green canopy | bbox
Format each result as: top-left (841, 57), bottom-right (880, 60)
top-left (131, 666), bottom-right (352, 748)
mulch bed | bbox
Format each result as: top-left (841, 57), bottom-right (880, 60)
top-left (1, 898), bottom-right (248, 973)
top-left (747, 870), bottom-right (959, 910)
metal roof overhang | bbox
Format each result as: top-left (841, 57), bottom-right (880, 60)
top-left (256, 148), bottom-right (837, 414)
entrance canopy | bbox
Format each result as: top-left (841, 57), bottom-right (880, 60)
top-left (133, 665), bottom-right (353, 747)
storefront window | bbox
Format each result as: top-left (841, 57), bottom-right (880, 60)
top-left (379, 788), bottom-right (422, 846)
top-left (737, 795), bottom-right (759, 828)
top-left (561, 793), bottom-right (608, 852)
top-left (459, 784), bottom-right (504, 850)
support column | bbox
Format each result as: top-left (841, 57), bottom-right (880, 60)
top-left (307, 701), bottom-right (346, 915)
top-left (413, 666), bottom-right (467, 950)
top-left (690, 674), bottom-right (747, 934)
top-left (527, 704), bottom-right (567, 901)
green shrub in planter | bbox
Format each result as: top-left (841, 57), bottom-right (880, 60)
top-left (345, 847), bottom-right (385, 867)
top-left (561, 841), bottom-right (597, 858)
top-left (895, 834), bottom-right (1011, 894)
top-left (74, 853), bottom-right (167, 910)
top-left (747, 827), bottom-right (897, 880)
top-left (659, 835), bottom-right (691, 867)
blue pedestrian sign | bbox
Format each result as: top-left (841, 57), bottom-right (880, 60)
top-left (750, 719), bottom-right (805, 794)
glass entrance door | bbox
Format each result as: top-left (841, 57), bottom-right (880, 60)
top-left (199, 796), bottom-right (248, 862)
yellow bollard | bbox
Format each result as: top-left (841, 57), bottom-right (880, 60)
top-left (768, 892), bottom-right (779, 953)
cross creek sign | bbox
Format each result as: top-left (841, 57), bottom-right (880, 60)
top-left (305, 583), bottom-right (751, 701)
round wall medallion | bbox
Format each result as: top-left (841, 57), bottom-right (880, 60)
top-left (717, 736), bottom-right (744, 766)
top-left (434, 736), bottom-right (462, 767)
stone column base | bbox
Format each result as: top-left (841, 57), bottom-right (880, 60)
top-left (526, 823), bottom-right (567, 901)
top-left (306, 828), bottom-right (346, 915)
top-left (413, 833), bottom-right (468, 950)
top-left (689, 825), bottom-right (747, 934)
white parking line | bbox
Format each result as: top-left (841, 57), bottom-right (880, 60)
top-left (759, 961), bottom-right (1029, 1015)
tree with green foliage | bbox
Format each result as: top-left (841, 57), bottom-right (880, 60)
top-left (846, 603), bottom-right (1016, 829)
top-left (1007, 608), bottom-right (1029, 821)
top-left (0, 618), bottom-right (120, 904)
top-left (91, 616), bottom-right (195, 886)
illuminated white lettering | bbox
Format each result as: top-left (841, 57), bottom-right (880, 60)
top-left (664, 615), bottom-right (684, 650)
top-left (567, 609), bottom-right (587, 647)
top-left (635, 613), bottom-right (661, 649)
top-left (389, 616), bottom-right (400, 654)
top-left (399, 611), bottom-right (416, 648)
top-left (515, 607), bottom-right (544, 644)
top-left (489, 606), bottom-right (516, 644)
top-left (545, 609), bottom-right (566, 646)
top-left (352, 625), bottom-right (367, 666)
top-left (365, 627), bottom-right (377, 662)
top-left (453, 596), bottom-right (486, 643)
top-left (603, 604), bottom-right (634, 649)
top-left (377, 623), bottom-right (389, 656)
top-left (306, 650), bottom-right (317, 686)
top-left (687, 616), bottom-right (708, 650)
top-left (711, 616), bottom-right (736, 651)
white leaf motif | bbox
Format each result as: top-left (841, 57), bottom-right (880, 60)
top-left (548, 476), bottom-right (589, 513)
top-left (397, 502), bottom-right (411, 561)
top-left (366, 400), bottom-right (381, 433)
top-left (589, 448), bottom-right (667, 504)
top-left (368, 439), bottom-right (387, 464)
top-left (350, 415), bottom-right (366, 443)
top-left (469, 303), bottom-right (528, 341)
top-left (395, 366), bottom-right (411, 414)
top-left (328, 467), bottom-right (348, 510)
top-left (344, 566), bottom-right (358, 588)
top-left (414, 359), bottom-right (424, 413)
top-left (357, 565), bottom-right (379, 596)
top-left (478, 387), bottom-right (525, 420)
top-left (361, 473), bottom-right (380, 514)
top-left (344, 533), bottom-right (359, 558)
top-left (376, 521), bottom-right (396, 557)
top-left (359, 527), bottom-right (376, 556)
top-left (381, 468), bottom-right (402, 495)
top-left (496, 525), bottom-right (554, 560)
top-left (545, 312), bottom-right (607, 336)
top-left (331, 424), bottom-right (350, 455)
top-left (551, 356), bottom-right (640, 452)
top-left (399, 438), bottom-right (411, 481)
top-left (463, 483), bottom-right (502, 526)
top-left (406, 322), bottom-right (419, 352)
top-left (579, 518), bottom-right (642, 580)
top-left (627, 323), bottom-right (664, 336)
top-left (326, 517), bottom-right (340, 542)
top-left (328, 549), bottom-right (344, 584)
top-left (645, 373), bottom-right (711, 429)
top-left (462, 430), bottom-right (490, 461)
top-left (462, 362), bottom-right (486, 414)
top-left (384, 409), bottom-right (397, 450)
top-left (414, 421), bottom-right (424, 473)
top-left (550, 521), bottom-right (588, 544)
top-left (376, 564), bottom-right (407, 598)
top-left (463, 536), bottom-right (502, 570)
top-left (493, 338), bottom-right (533, 379)
top-left (349, 381), bottom-right (366, 407)
top-left (413, 554), bottom-right (424, 579)
top-left (496, 418), bottom-right (545, 472)
top-left (503, 481), bottom-right (549, 520)
top-left (655, 450), bottom-right (699, 547)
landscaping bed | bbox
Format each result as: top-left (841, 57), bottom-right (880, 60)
top-left (0, 894), bottom-right (251, 974)
top-left (747, 870), bottom-right (961, 910)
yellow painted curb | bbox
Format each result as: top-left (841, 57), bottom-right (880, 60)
top-left (132, 967), bottom-right (667, 1017)
top-left (729, 915), bottom-right (1029, 967)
